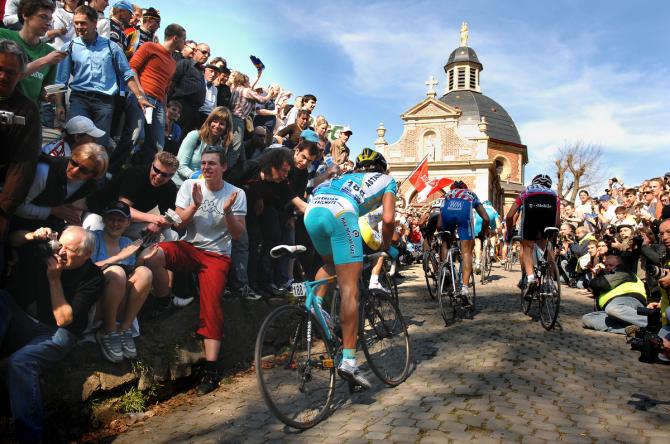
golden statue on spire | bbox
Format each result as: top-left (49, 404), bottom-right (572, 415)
top-left (460, 21), bottom-right (469, 47)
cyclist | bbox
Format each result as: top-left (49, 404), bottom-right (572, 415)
top-left (418, 198), bottom-right (444, 252)
top-left (438, 181), bottom-right (489, 306)
top-left (304, 148), bottom-right (396, 390)
top-left (504, 174), bottom-right (560, 293)
top-left (473, 200), bottom-right (501, 273)
top-left (359, 206), bottom-right (390, 292)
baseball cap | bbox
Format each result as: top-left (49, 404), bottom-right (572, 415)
top-left (65, 116), bottom-right (105, 138)
top-left (616, 218), bottom-right (636, 229)
top-left (300, 129), bottom-right (319, 143)
top-left (340, 126), bottom-right (353, 135)
top-left (105, 201), bottom-right (131, 219)
top-left (204, 64), bottom-right (221, 73)
top-left (142, 7), bottom-right (160, 21)
top-left (598, 194), bottom-right (610, 202)
top-left (112, 0), bottom-right (133, 13)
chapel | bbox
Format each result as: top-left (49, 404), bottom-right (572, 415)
top-left (375, 23), bottom-right (527, 213)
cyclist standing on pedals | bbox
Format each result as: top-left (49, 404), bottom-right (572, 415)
top-left (504, 174), bottom-right (561, 295)
top-left (418, 198), bottom-right (444, 253)
top-left (473, 200), bottom-right (502, 273)
top-left (304, 148), bottom-right (396, 391)
top-left (438, 181), bottom-right (490, 306)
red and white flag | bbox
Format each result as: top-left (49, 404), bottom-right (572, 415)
top-left (405, 157), bottom-right (429, 192)
top-left (416, 177), bottom-right (454, 203)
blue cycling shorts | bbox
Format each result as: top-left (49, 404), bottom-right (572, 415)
top-left (441, 203), bottom-right (475, 241)
top-left (304, 206), bottom-right (363, 265)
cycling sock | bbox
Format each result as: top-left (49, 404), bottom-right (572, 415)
top-left (527, 274), bottom-right (535, 282)
top-left (390, 263), bottom-right (397, 276)
top-left (369, 274), bottom-right (379, 285)
top-left (343, 348), bottom-right (356, 366)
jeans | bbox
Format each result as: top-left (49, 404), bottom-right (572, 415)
top-left (110, 94), bottom-right (165, 174)
top-left (582, 296), bottom-right (647, 334)
top-left (231, 232), bottom-right (249, 288)
top-left (68, 91), bottom-right (115, 148)
top-left (0, 290), bottom-right (77, 442)
top-left (230, 116), bottom-right (247, 169)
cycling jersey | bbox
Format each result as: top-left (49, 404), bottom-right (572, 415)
top-left (514, 184), bottom-right (560, 241)
top-left (474, 203), bottom-right (500, 236)
top-left (440, 189), bottom-right (482, 241)
top-left (305, 172), bottom-right (397, 264)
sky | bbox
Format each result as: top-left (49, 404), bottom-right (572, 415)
top-left (155, 0), bottom-right (669, 188)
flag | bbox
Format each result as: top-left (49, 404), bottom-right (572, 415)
top-left (408, 157), bottom-right (429, 192)
top-left (416, 177), bottom-right (454, 203)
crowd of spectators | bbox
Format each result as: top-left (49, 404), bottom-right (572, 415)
top-left (0, 0), bottom-right (366, 440)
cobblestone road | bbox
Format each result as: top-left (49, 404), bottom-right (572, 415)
top-left (114, 264), bottom-right (670, 444)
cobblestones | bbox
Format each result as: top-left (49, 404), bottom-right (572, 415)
top-left (115, 264), bottom-right (670, 443)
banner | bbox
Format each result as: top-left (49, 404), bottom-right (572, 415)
top-left (416, 177), bottom-right (454, 203)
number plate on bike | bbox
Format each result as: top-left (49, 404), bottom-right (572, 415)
top-left (291, 282), bottom-right (307, 298)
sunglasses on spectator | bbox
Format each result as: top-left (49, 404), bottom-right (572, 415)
top-left (197, 48), bottom-right (210, 55)
top-left (69, 158), bottom-right (94, 175)
top-left (152, 164), bottom-right (174, 178)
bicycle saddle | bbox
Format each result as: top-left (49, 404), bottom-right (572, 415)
top-left (270, 245), bottom-right (307, 258)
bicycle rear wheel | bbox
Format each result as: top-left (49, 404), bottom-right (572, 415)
top-left (423, 252), bottom-right (438, 300)
top-left (538, 262), bottom-right (561, 330)
top-left (255, 305), bottom-right (335, 429)
top-left (359, 289), bottom-right (411, 386)
top-left (483, 244), bottom-right (493, 281)
top-left (438, 264), bottom-right (457, 325)
top-left (381, 267), bottom-right (399, 306)
top-left (480, 245), bottom-right (489, 285)
top-left (469, 271), bottom-right (477, 314)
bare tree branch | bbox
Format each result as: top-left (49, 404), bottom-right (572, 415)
top-left (553, 141), bottom-right (604, 202)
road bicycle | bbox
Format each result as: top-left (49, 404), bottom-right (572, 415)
top-left (255, 245), bottom-right (411, 429)
top-left (504, 237), bottom-right (520, 272)
top-left (422, 236), bottom-right (441, 300)
top-left (480, 236), bottom-right (494, 284)
top-left (437, 232), bottom-right (476, 325)
top-left (521, 227), bottom-right (561, 330)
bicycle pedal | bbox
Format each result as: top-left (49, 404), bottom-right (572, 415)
top-left (347, 380), bottom-right (367, 394)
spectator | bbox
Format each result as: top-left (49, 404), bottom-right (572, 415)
top-left (88, 0), bottom-right (110, 38)
top-left (0, 38), bottom-right (41, 273)
top-left (108, 0), bottom-right (132, 53)
top-left (2, 225), bottom-right (104, 443)
top-left (54, 5), bottom-right (151, 148)
top-left (253, 84), bottom-right (279, 146)
top-left (611, 205), bottom-right (629, 226)
top-left (84, 151), bottom-right (179, 240)
top-left (596, 195), bottom-right (616, 228)
top-left (274, 108), bottom-right (309, 148)
top-left (90, 201), bottom-right (156, 363)
top-left (177, 38), bottom-right (196, 61)
top-left (169, 41), bottom-right (209, 134)
top-left (330, 126), bottom-right (352, 165)
top-left (109, 22), bottom-right (185, 173)
top-left (314, 114), bottom-right (330, 154)
top-left (42, 115), bottom-right (105, 157)
top-left (0, 0), bottom-right (64, 104)
top-left (194, 63), bottom-right (219, 129)
top-left (50, 0), bottom-right (79, 50)
top-left (209, 56), bottom-right (230, 108)
top-left (582, 254), bottom-right (648, 334)
top-left (174, 106), bottom-right (233, 187)
top-left (144, 147), bottom-right (246, 396)
top-left (124, 6), bottom-right (160, 59)
top-left (245, 126), bottom-right (267, 160)
top-left (649, 177), bottom-right (664, 219)
top-left (284, 93), bottom-right (316, 126)
top-left (574, 189), bottom-right (591, 220)
top-left (229, 70), bottom-right (269, 168)
top-left (163, 99), bottom-right (182, 155)
top-left (623, 188), bottom-right (638, 213)
top-left (12, 142), bottom-right (109, 232)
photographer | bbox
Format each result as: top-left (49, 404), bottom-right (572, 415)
top-left (582, 254), bottom-right (648, 334)
top-left (1, 226), bottom-right (104, 442)
top-left (610, 220), bottom-right (642, 273)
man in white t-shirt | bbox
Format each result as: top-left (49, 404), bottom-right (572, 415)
top-left (145, 147), bottom-right (246, 395)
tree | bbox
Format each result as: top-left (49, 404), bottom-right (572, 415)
top-left (554, 142), bottom-right (604, 203)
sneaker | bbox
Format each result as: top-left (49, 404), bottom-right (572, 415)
top-left (310, 305), bottom-right (333, 331)
top-left (96, 330), bottom-right (123, 363)
top-left (172, 294), bottom-right (194, 307)
top-left (196, 370), bottom-right (220, 396)
top-left (337, 361), bottom-right (371, 391)
top-left (369, 281), bottom-right (390, 293)
top-left (474, 261), bottom-right (481, 274)
top-left (119, 329), bottom-right (137, 359)
top-left (458, 287), bottom-right (472, 307)
top-left (517, 277), bottom-right (527, 290)
top-left (239, 284), bottom-right (263, 301)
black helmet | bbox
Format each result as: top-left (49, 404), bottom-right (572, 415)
top-left (450, 180), bottom-right (467, 190)
top-left (531, 174), bottom-right (552, 188)
top-left (355, 148), bottom-right (387, 172)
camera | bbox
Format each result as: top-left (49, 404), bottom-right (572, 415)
top-left (33, 233), bottom-right (62, 259)
top-left (628, 307), bottom-right (664, 363)
top-left (139, 209), bottom-right (182, 248)
top-left (646, 264), bottom-right (667, 280)
top-left (0, 110), bottom-right (26, 126)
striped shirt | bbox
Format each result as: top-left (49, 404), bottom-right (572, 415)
top-left (230, 86), bottom-right (267, 119)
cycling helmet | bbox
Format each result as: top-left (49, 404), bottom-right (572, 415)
top-left (355, 148), bottom-right (388, 172)
top-left (531, 174), bottom-right (552, 188)
top-left (450, 180), bottom-right (467, 190)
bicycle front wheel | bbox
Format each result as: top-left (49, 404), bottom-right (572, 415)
top-left (381, 267), bottom-right (399, 306)
top-left (539, 262), bottom-right (561, 330)
top-left (255, 305), bottom-right (335, 429)
top-left (480, 246), bottom-right (489, 285)
top-left (438, 264), bottom-right (456, 325)
top-left (359, 289), bottom-right (411, 386)
top-left (423, 252), bottom-right (438, 300)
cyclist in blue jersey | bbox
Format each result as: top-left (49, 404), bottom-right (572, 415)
top-left (474, 200), bottom-right (502, 273)
top-left (438, 181), bottom-right (489, 305)
top-left (304, 148), bottom-right (396, 390)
